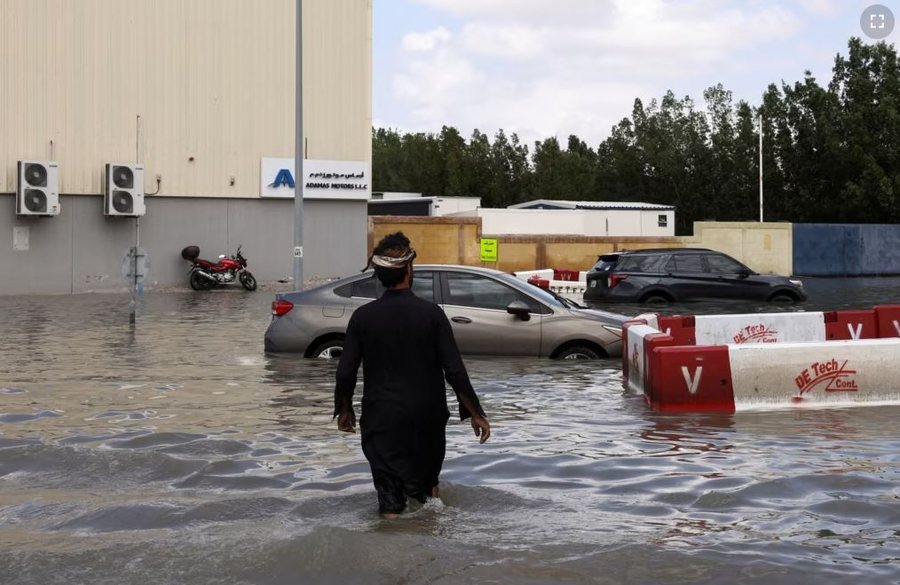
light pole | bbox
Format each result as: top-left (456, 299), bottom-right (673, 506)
top-left (293, 0), bottom-right (305, 289)
top-left (759, 113), bottom-right (764, 222)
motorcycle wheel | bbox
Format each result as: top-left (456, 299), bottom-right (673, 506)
top-left (240, 271), bottom-right (258, 291)
top-left (190, 270), bottom-right (213, 291)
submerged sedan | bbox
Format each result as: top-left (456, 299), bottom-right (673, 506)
top-left (265, 265), bottom-right (626, 359)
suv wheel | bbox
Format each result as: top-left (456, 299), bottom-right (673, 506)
top-left (640, 293), bottom-right (671, 306)
top-left (768, 292), bottom-right (797, 304)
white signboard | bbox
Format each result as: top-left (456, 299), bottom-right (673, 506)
top-left (260, 158), bottom-right (369, 200)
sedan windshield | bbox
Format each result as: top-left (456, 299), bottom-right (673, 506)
top-left (492, 272), bottom-right (582, 309)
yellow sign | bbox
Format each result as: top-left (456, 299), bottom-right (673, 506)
top-left (480, 238), bottom-right (498, 262)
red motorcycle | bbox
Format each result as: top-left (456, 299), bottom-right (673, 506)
top-left (181, 245), bottom-right (257, 291)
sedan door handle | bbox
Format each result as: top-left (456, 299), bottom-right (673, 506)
top-left (451, 316), bottom-right (472, 324)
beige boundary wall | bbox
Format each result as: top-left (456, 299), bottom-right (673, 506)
top-left (682, 221), bottom-right (793, 276)
top-left (370, 216), bottom-right (795, 275)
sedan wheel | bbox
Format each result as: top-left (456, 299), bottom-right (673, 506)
top-left (311, 340), bottom-right (344, 359)
top-left (556, 346), bottom-right (601, 360)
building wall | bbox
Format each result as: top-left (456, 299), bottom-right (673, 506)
top-left (369, 216), bottom-right (683, 273)
top-left (793, 224), bottom-right (900, 276)
top-left (479, 209), bottom-right (582, 235)
top-left (369, 216), bottom-right (801, 275)
top-left (1, 194), bottom-right (367, 295)
top-left (477, 208), bottom-right (675, 237)
top-left (372, 218), bottom-right (900, 278)
top-left (1, 0), bottom-right (372, 295)
top-left (1, 0), bottom-right (372, 196)
top-left (683, 221), bottom-right (794, 276)
top-left (431, 197), bottom-right (481, 216)
top-left (369, 216), bottom-right (481, 266)
top-left (641, 210), bottom-right (674, 236)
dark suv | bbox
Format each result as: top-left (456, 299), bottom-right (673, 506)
top-left (583, 248), bottom-right (807, 304)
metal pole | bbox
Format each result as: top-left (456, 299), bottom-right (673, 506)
top-left (759, 113), bottom-right (764, 223)
top-left (130, 115), bottom-right (142, 325)
top-left (293, 0), bottom-right (304, 289)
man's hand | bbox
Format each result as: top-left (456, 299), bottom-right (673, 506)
top-left (470, 415), bottom-right (491, 444)
top-left (337, 411), bottom-right (356, 433)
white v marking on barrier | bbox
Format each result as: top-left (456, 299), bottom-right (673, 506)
top-left (681, 366), bottom-right (703, 395)
top-left (893, 320), bottom-right (900, 336)
top-left (848, 323), bottom-right (863, 340)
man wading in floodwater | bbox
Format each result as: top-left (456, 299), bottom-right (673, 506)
top-left (334, 232), bottom-right (491, 518)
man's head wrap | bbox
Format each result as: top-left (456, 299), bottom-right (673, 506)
top-left (364, 248), bottom-right (416, 271)
top-left (362, 232), bottom-right (416, 272)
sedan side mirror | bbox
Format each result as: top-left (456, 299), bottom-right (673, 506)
top-left (737, 269), bottom-right (752, 279)
top-left (506, 300), bottom-right (532, 321)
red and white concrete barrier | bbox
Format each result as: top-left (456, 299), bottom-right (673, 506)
top-left (622, 305), bottom-right (900, 412)
top-left (515, 269), bottom-right (588, 295)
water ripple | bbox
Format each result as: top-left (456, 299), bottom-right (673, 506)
top-left (1, 287), bottom-right (899, 584)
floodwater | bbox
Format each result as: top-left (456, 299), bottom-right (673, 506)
top-left (1, 278), bottom-right (899, 585)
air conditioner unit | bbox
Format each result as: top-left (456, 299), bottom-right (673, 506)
top-left (16, 160), bottom-right (60, 216)
top-left (104, 163), bottom-right (145, 217)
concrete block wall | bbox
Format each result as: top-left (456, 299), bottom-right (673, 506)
top-left (681, 221), bottom-right (794, 276)
top-left (1, 195), bottom-right (367, 295)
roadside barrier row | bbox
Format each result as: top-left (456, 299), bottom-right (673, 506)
top-left (514, 270), bottom-right (588, 295)
top-left (624, 305), bottom-right (900, 412)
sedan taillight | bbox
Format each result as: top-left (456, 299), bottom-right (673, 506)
top-left (272, 299), bottom-right (294, 316)
top-left (609, 274), bottom-right (628, 288)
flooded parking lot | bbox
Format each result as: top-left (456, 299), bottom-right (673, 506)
top-left (2, 278), bottom-right (899, 584)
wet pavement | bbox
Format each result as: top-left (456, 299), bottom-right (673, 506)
top-left (1, 278), bottom-right (899, 584)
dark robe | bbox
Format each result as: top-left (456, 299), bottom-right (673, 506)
top-left (334, 288), bottom-right (485, 513)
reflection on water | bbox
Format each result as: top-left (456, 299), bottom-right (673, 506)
top-left (1, 283), bottom-right (899, 585)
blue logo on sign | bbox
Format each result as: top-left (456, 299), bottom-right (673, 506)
top-left (269, 169), bottom-right (295, 189)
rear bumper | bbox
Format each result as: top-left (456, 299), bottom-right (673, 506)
top-left (264, 318), bottom-right (314, 354)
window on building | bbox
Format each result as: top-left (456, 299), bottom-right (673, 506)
top-left (658, 214), bottom-right (668, 228)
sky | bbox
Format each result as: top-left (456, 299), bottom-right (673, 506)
top-left (372, 0), bottom-right (899, 147)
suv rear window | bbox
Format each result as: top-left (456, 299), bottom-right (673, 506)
top-left (591, 254), bottom-right (620, 272)
top-left (615, 254), bottom-right (668, 273)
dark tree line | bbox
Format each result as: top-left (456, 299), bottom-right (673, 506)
top-left (373, 39), bottom-right (900, 234)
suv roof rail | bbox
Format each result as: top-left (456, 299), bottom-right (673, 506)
top-left (621, 247), bottom-right (713, 254)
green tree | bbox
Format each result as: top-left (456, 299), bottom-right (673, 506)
top-left (531, 137), bottom-right (565, 200)
top-left (372, 38), bottom-right (900, 229)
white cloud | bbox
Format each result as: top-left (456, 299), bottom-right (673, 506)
top-left (796, 0), bottom-right (837, 16)
top-left (411, 0), bottom-right (615, 22)
top-left (401, 26), bottom-right (452, 52)
top-left (388, 1), bottom-right (812, 145)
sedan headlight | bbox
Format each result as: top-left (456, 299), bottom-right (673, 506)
top-left (789, 279), bottom-right (803, 287)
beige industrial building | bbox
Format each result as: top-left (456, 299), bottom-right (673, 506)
top-left (0, 0), bottom-right (372, 294)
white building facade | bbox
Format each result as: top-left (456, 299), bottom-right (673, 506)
top-left (455, 200), bottom-right (676, 237)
